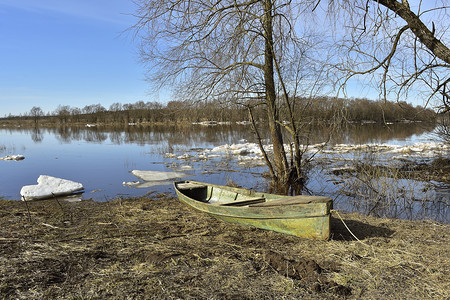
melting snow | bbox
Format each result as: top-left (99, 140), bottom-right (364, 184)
top-left (0, 154), bottom-right (25, 161)
top-left (193, 141), bottom-right (449, 161)
top-left (131, 170), bottom-right (190, 181)
top-left (20, 175), bottom-right (84, 201)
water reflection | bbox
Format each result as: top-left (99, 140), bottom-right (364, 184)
top-left (5, 122), bottom-right (436, 146)
top-left (31, 128), bottom-right (43, 143)
top-left (332, 174), bottom-right (449, 223)
top-left (327, 122), bottom-right (436, 145)
top-left (1, 123), bottom-right (447, 223)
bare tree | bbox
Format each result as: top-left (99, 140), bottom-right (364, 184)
top-left (436, 114), bottom-right (450, 146)
top-left (130, 0), bottom-right (447, 189)
top-left (131, 0), bottom-right (326, 188)
top-left (29, 106), bottom-right (44, 125)
top-left (54, 105), bottom-right (72, 124)
top-left (327, 0), bottom-right (449, 111)
top-left (109, 102), bottom-right (123, 112)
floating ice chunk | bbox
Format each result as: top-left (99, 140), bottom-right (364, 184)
top-left (197, 153), bottom-right (208, 159)
top-left (179, 165), bottom-right (193, 170)
top-left (233, 148), bottom-right (250, 155)
top-left (320, 142), bottom-right (450, 156)
top-left (236, 121), bottom-right (251, 125)
top-left (131, 170), bottom-right (189, 181)
top-left (183, 141), bottom-right (448, 166)
top-left (133, 181), bottom-right (173, 188)
top-left (123, 181), bottom-right (141, 186)
top-left (210, 144), bottom-right (229, 153)
top-left (20, 175), bottom-right (84, 201)
top-left (210, 143), bottom-right (264, 156)
top-left (192, 121), bottom-right (218, 126)
top-left (306, 143), bottom-right (327, 152)
top-left (0, 154), bottom-right (25, 161)
top-left (123, 179), bottom-right (174, 189)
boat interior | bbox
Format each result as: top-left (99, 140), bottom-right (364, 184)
top-left (176, 181), bottom-right (332, 207)
top-left (176, 182), bottom-right (265, 206)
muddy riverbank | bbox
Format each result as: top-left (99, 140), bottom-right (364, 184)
top-left (1, 195), bottom-right (448, 299)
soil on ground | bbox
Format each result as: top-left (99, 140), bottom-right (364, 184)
top-left (1, 195), bottom-right (448, 299)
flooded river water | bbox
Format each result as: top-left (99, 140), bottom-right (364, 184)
top-left (1, 122), bottom-right (448, 223)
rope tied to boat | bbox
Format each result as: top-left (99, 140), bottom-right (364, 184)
top-left (331, 209), bottom-right (371, 248)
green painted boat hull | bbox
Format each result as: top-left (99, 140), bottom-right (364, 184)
top-left (174, 180), bottom-right (332, 240)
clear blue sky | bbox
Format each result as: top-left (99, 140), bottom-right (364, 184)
top-left (0, 0), bottom-right (150, 117)
top-left (0, 1), bottom-right (444, 117)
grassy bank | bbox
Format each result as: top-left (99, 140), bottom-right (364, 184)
top-left (1, 196), bottom-right (448, 299)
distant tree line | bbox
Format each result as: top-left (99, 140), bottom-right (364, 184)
top-left (2, 97), bottom-right (436, 126)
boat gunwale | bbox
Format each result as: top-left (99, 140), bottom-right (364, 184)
top-left (174, 180), bottom-right (332, 220)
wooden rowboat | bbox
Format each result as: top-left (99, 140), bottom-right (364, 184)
top-left (174, 180), bottom-right (333, 240)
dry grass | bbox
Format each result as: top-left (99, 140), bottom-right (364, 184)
top-left (0, 196), bottom-right (448, 299)
top-left (331, 153), bottom-right (450, 222)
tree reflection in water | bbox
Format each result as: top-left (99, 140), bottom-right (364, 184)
top-left (0, 122), bottom-right (447, 223)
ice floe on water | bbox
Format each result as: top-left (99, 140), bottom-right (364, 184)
top-left (323, 142), bottom-right (449, 156)
top-left (209, 143), bottom-right (265, 155)
top-left (128, 181), bottom-right (177, 189)
top-left (177, 153), bottom-right (192, 160)
top-left (169, 141), bottom-right (449, 164)
top-left (0, 154), bottom-right (25, 161)
top-left (125, 170), bottom-right (191, 189)
top-left (20, 175), bottom-right (84, 201)
top-left (122, 181), bottom-right (141, 186)
top-left (131, 170), bottom-right (190, 181)
top-left (192, 121), bottom-right (248, 126)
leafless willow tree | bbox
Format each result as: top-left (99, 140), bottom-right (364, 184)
top-left (436, 114), bottom-right (450, 146)
top-left (29, 106), bottom-right (44, 126)
top-left (130, 0), bottom-right (449, 189)
top-left (326, 0), bottom-right (449, 112)
top-left (131, 0), bottom-right (328, 189)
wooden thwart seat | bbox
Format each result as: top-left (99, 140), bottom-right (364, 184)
top-left (249, 195), bottom-right (331, 207)
top-left (219, 197), bottom-right (266, 206)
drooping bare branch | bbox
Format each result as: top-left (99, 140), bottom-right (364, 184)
top-left (328, 0), bottom-right (449, 110)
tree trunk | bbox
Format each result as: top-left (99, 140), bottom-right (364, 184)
top-left (248, 106), bottom-right (276, 179)
top-left (263, 0), bottom-right (290, 184)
